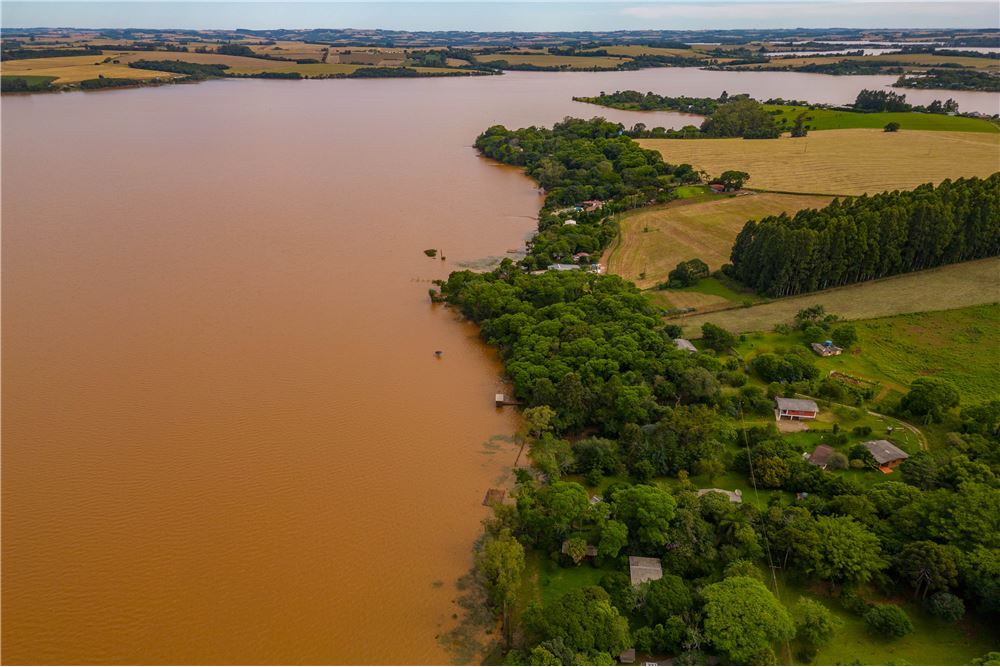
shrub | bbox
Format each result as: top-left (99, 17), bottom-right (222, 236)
top-left (927, 592), bottom-right (965, 622)
top-left (852, 425), bottom-right (873, 436)
top-left (828, 452), bottom-right (849, 471)
top-left (864, 604), bottom-right (913, 638)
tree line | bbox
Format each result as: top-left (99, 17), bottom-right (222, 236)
top-left (728, 175), bottom-right (1000, 297)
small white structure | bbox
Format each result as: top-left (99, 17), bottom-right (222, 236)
top-left (563, 219), bottom-right (577, 226)
top-left (674, 338), bottom-right (698, 353)
top-left (697, 488), bottom-right (743, 504)
top-left (547, 263), bottom-right (581, 272)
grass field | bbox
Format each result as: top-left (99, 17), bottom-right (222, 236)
top-left (736, 304), bottom-right (1000, 405)
top-left (671, 257), bottom-right (1000, 336)
top-left (1, 74), bottom-right (58, 90)
top-left (604, 192), bottom-right (832, 289)
top-left (587, 45), bottom-right (704, 58)
top-left (639, 129), bottom-right (1000, 196)
top-left (765, 105), bottom-right (999, 133)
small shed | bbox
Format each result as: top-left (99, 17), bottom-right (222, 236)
top-left (697, 488), bottom-right (743, 504)
top-left (547, 263), bottom-right (581, 272)
top-left (629, 556), bottom-right (663, 586)
top-left (807, 444), bottom-right (835, 469)
top-left (563, 219), bottom-right (578, 226)
top-left (674, 338), bottom-right (698, 354)
top-left (619, 648), bottom-right (636, 664)
top-left (709, 183), bottom-right (726, 192)
top-left (863, 439), bottom-right (909, 468)
top-left (776, 397), bottom-right (819, 420)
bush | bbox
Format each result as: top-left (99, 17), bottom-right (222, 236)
top-left (864, 604), bottom-right (913, 638)
top-left (926, 592), bottom-right (965, 622)
top-left (852, 425), bottom-right (873, 436)
top-left (840, 589), bottom-right (871, 615)
top-left (827, 452), bottom-right (849, 471)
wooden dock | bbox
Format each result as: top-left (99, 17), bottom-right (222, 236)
top-left (495, 393), bottom-right (522, 407)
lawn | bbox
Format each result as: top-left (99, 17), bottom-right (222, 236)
top-left (671, 257), bottom-right (1000, 338)
top-left (604, 192), bottom-right (832, 289)
top-left (734, 304), bottom-right (999, 406)
top-left (639, 129), bottom-right (1000, 196)
top-left (765, 105), bottom-right (999, 133)
top-left (1, 74), bottom-right (57, 90)
top-left (774, 572), bottom-right (998, 666)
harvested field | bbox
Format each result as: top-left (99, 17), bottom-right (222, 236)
top-left (739, 52), bottom-right (1000, 71)
top-left (639, 129), bottom-right (1000, 196)
top-left (605, 192), bottom-right (832, 288)
top-left (108, 51), bottom-right (289, 70)
top-left (481, 53), bottom-right (625, 69)
top-left (0, 54), bottom-right (179, 83)
top-left (671, 257), bottom-right (1000, 336)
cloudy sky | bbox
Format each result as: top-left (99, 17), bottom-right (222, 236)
top-left (3, 1), bottom-right (998, 31)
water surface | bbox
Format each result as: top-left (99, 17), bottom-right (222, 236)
top-left (3, 68), bottom-right (998, 665)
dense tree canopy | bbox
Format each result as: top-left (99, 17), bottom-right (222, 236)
top-left (729, 175), bottom-right (1000, 296)
top-left (702, 576), bottom-right (794, 664)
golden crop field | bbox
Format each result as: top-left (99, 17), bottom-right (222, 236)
top-left (605, 192), bottom-right (832, 288)
top-left (639, 129), bottom-right (1000, 196)
top-left (669, 257), bottom-right (1000, 336)
top-left (479, 53), bottom-right (625, 68)
top-left (0, 54), bottom-right (179, 83)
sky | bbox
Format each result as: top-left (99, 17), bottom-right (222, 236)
top-left (2, 1), bottom-right (998, 31)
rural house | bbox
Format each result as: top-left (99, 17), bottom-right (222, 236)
top-left (864, 439), bottom-right (910, 469)
top-left (628, 556), bottom-right (663, 586)
top-left (776, 397), bottom-right (819, 420)
top-left (806, 444), bottom-right (835, 468)
top-left (811, 341), bottom-right (843, 357)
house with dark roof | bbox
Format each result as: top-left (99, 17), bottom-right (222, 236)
top-left (863, 439), bottom-right (910, 469)
top-left (776, 397), bottom-right (819, 420)
top-left (807, 444), bottom-right (835, 469)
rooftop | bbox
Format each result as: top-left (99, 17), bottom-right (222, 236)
top-left (776, 397), bottom-right (819, 413)
top-left (808, 444), bottom-right (835, 467)
top-left (674, 338), bottom-right (698, 353)
top-left (628, 556), bottom-right (663, 586)
top-left (864, 439), bottom-right (910, 465)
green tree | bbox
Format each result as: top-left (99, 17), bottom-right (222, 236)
top-left (884, 121), bottom-right (901, 132)
top-left (701, 322), bottom-right (738, 353)
top-left (830, 324), bottom-right (858, 349)
top-left (478, 528), bottom-right (525, 644)
top-left (897, 540), bottom-right (959, 597)
top-left (793, 597), bottom-right (840, 662)
top-left (598, 519), bottom-right (629, 559)
top-left (643, 574), bottom-right (692, 624)
top-left (799, 516), bottom-right (886, 585)
top-left (531, 587), bottom-right (631, 657)
top-left (565, 536), bottom-right (589, 565)
top-left (611, 485), bottom-right (677, 548)
top-left (702, 576), bottom-right (794, 664)
top-left (900, 377), bottom-right (960, 423)
top-left (717, 170), bottom-right (751, 191)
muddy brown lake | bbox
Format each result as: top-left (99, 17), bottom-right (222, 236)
top-left (3, 69), bottom-right (997, 664)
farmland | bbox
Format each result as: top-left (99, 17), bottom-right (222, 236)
top-left (737, 51), bottom-right (1000, 72)
top-left (639, 129), bottom-right (1000, 195)
top-left (604, 192), bottom-right (832, 288)
top-left (478, 53), bottom-right (626, 69)
top-left (765, 105), bottom-right (999, 132)
top-left (0, 53), bottom-right (179, 83)
top-left (734, 304), bottom-right (1000, 405)
top-left (667, 256), bottom-right (1000, 336)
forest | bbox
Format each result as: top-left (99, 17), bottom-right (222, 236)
top-left (473, 118), bottom-right (697, 269)
top-left (727, 175), bottom-right (1000, 297)
top-left (895, 69), bottom-right (1000, 93)
top-left (437, 265), bottom-right (1000, 665)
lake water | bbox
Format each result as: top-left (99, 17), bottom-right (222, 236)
top-left (3, 68), bottom-right (998, 665)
